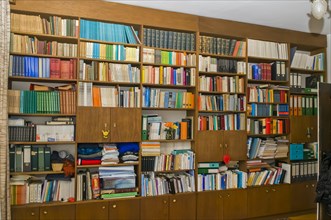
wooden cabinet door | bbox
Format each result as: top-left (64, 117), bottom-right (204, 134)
top-left (169, 193), bottom-right (196, 220)
top-left (222, 189), bottom-right (247, 220)
top-left (269, 184), bottom-right (291, 215)
top-left (223, 131), bottom-right (247, 161)
top-left (141, 196), bottom-right (168, 220)
top-left (291, 181), bottom-right (317, 211)
top-left (110, 108), bottom-right (141, 142)
top-left (76, 202), bottom-right (108, 220)
top-left (109, 198), bottom-right (140, 220)
top-left (247, 187), bottom-right (270, 218)
top-left (308, 116), bottom-right (318, 142)
top-left (76, 107), bottom-right (111, 142)
top-left (12, 206), bottom-right (39, 220)
top-left (197, 191), bottom-right (221, 220)
top-left (290, 116), bottom-right (312, 143)
top-left (40, 205), bottom-right (75, 220)
top-left (196, 131), bottom-right (223, 162)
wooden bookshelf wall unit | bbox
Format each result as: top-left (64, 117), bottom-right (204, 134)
top-left (287, 45), bottom-right (325, 213)
top-left (9, 0), bottom-right (327, 219)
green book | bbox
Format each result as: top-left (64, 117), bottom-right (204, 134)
top-left (23, 145), bottom-right (31, 172)
top-left (31, 146), bottom-right (39, 171)
top-left (44, 146), bottom-right (51, 171)
top-left (101, 191), bottom-right (137, 199)
top-left (38, 146), bottom-right (45, 171)
top-left (15, 145), bottom-right (23, 172)
top-left (9, 144), bottom-right (15, 172)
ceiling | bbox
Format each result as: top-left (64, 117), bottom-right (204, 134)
top-left (108, 0), bottom-right (331, 35)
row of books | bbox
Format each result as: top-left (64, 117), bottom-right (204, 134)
top-left (79, 60), bottom-right (140, 82)
top-left (143, 28), bottom-right (195, 51)
top-left (247, 61), bottom-right (287, 81)
top-left (247, 103), bottom-right (289, 117)
top-left (198, 113), bottom-right (246, 131)
top-left (142, 88), bottom-right (194, 109)
top-left (290, 73), bottom-right (322, 91)
top-left (141, 171), bottom-right (195, 196)
top-left (10, 176), bottom-right (75, 205)
top-left (199, 75), bottom-right (245, 93)
top-left (289, 143), bottom-right (317, 161)
top-left (247, 137), bottom-right (289, 160)
top-left (290, 95), bottom-right (317, 116)
top-left (9, 55), bottom-right (77, 79)
top-left (199, 36), bottom-right (246, 57)
top-left (9, 145), bottom-right (51, 172)
top-left (10, 33), bottom-right (78, 57)
top-left (247, 85), bottom-right (288, 103)
top-left (80, 19), bottom-right (140, 44)
top-left (247, 39), bottom-right (288, 59)
top-left (8, 90), bottom-right (76, 114)
top-left (198, 94), bottom-right (246, 112)
top-left (9, 125), bottom-right (36, 142)
top-left (141, 150), bottom-right (195, 172)
top-left (142, 48), bottom-right (196, 66)
top-left (9, 120), bottom-right (74, 142)
top-left (142, 116), bottom-right (193, 141)
top-left (142, 66), bottom-right (196, 86)
top-left (247, 166), bottom-right (288, 186)
top-left (290, 160), bottom-right (318, 182)
top-left (291, 50), bottom-right (325, 71)
top-left (197, 170), bottom-right (247, 191)
top-left (247, 118), bottom-right (290, 135)
top-left (79, 42), bottom-right (139, 62)
top-left (77, 82), bottom-right (140, 107)
top-left (11, 12), bottom-right (78, 37)
top-left (198, 56), bottom-right (246, 74)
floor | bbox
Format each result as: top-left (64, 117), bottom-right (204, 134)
top-left (288, 213), bottom-right (317, 220)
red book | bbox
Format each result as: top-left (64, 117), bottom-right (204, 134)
top-left (60, 60), bottom-right (70, 79)
top-left (50, 58), bottom-right (61, 78)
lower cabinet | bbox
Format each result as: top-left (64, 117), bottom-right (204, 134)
top-left (76, 201), bottom-right (108, 220)
top-left (108, 198), bottom-right (140, 220)
top-left (248, 184), bottom-right (291, 218)
top-left (291, 180), bottom-right (317, 212)
top-left (12, 204), bottom-right (75, 220)
top-left (197, 189), bottom-right (247, 220)
top-left (39, 204), bottom-right (76, 220)
top-left (141, 193), bottom-right (196, 220)
top-left (12, 206), bottom-right (40, 220)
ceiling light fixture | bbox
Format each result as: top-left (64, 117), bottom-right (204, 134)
top-left (311, 0), bottom-right (328, 19)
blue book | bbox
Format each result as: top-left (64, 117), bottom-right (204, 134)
top-left (164, 91), bottom-right (169, 108)
top-left (23, 56), bottom-right (29, 77)
top-left (33, 57), bottom-right (39, 77)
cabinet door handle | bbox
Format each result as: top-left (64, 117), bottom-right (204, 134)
top-left (306, 185), bottom-right (309, 188)
top-left (225, 144), bottom-right (228, 149)
top-left (265, 189), bottom-right (269, 193)
top-left (173, 199), bottom-right (176, 203)
top-left (31, 212), bottom-right (35, 216)
top-left (112, 204), bottom-right (117, 208)
top-left (219, 195), bottom-right (222, 199)
top-left (163, 200), bottom-right (167, 204)
top-left (272, 188), bottom-right (276, 192)
top-left (227, 194), bottom-right (230, 198)
top-left (43, 211), bottom-right (47, 215)
top-left (113, 123), bottom-right (116, 127)
top-left (102, 206), bottom-right (106, 209)
top-left (312, 184), bottom-right (315, 187)
top-left (220, 144), bottom-right (223, 149)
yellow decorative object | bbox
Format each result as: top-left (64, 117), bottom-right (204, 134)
top-left (102, 129), bottom-right (110, 139)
